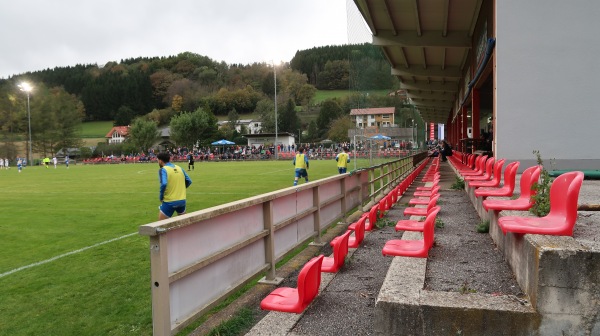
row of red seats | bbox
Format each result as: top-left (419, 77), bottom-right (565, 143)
top-left (259, 157), bottom-right (433, 313)
top-left (449, 152), bottom-right (584, 236)
top-left (382, 158), bottom-right (442, 258)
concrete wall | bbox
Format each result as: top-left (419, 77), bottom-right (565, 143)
top-left (495, 0), bottom-right (600, 170)
top-left (462, 174), bottom-right (600, 334)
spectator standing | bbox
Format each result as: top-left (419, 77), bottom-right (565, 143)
top-left (187, 153), bottom-right (195, 171)
top-left (157, 152), bottom-right (192, 220)
top-left (335, 147), bottom-right (351, 174)
top-left (292, 147), bottom-right (309, 186)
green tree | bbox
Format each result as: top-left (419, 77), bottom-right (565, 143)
top-left (279, 99), bottom-right (300, 133)
top-left (79, 146), bottom-right (92, 159)
top-left (169, 108), bottom-right (218, 148)
top-left (114, 105), bottom-right (135, 126)
top-left (316, 99), bottom-right (343, 137)
top-left (296, 84), bottom-right (317, 107)
top-left (128, 118), bottom-right (159, 153)
top-left (316, 60), bottom-right (349, 90)
top-left (328, 116), bottom-right (353, 143)
top-left (306, 120), bottom-right (319, 143)
top-left (255, 99), bottom-right (275, 132)
top-left (27, 85), bottom-right (84, 156)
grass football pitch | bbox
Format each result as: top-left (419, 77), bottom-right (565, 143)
top-left (0, 158), bottom-right (384, 335)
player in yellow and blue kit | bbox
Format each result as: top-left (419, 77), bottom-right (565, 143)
top-left (157, 152), bottom-right (192, 220)
top-left (293, 147), bottom-right (309, 186)
top-left (335, 147), bottom-right (350, 174)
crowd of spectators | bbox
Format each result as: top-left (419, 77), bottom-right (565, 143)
top-left (82, 141), bottom-right (418, 165)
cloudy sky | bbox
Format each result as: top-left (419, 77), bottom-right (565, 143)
top-left (0, 0), bottom-right (372, 79)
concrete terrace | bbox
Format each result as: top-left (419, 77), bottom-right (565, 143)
top-left (192, 161), bottom-right (599, 335)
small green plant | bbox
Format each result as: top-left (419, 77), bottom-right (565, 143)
top-left (450, 176), bottom-right (465, 190)
top-left (376, 217), bottom-right (395, 229)
top-left (435, 218), bottom-right (445, 228)
top-left (530, 150), bottom-right (552, 217)
top-left (476, 220), bottom-right (490, 233)
top-left (458, 281), bottom-right (477, 294)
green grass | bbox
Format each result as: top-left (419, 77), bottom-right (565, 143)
top-left (0, 158), bottom-right (387, 335)
top-left (313, 89), bottom-right (390, 104)
top-left (79, 121), bottom-right (114, 138)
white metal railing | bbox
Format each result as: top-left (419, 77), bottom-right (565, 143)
top-left (138, 153), bottom-right (425, 335)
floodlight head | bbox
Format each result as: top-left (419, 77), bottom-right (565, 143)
top-left (19, 82), bottom-right (33, 92)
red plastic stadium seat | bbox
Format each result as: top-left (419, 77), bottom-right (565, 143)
top-left (459, 155), bottom-right (487, 175)
top-left (498, 171), bottom-right (584, 236)
top-left (474, 161), bottom-right (520, 198)
top-left (395, 206), bottom-right (441, 232)
top-left (416, 178), bottom-right (440, 191)
top-left (468, 159), bottom-right (505, 188)
top-left (339, 216), bottom-right (366, 248)
top-left (404, 194), bottom-right (440, 217)
top-left (464, 158), bottom-right (495, 181)
top-left (364, 203), bottom-right (379, 231)
top-left (321, 230), bottom-right (351, 273)
top-left (413, 186), bottom-right (440, 198)
top-left (482, 166), bottom-right (542, 212)
top-left (347, 215), bottom-right (366, 248)
top-left (408, 196), bottom-right (434, 206)
top-left (260, 255), bottom-right (324, 313)
top-left (382, 206), bottom-right (439, 258)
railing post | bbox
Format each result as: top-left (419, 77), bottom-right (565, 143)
top-left (369, 169), bottom-right (375, 204)
top-left (340, 178), bottom-right (347, 224)
top-left (311, 185), bottom-right (325, 245)
top-left (149, 234), bottom-right (171, 336)
top-left (259, 200), bottom-right (283, 284)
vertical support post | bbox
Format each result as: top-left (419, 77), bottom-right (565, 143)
top-left (472, 89), bottom-right (481, 142)
top-left (462, 107), bottom-right (468, 152)
top-left (312, 186), bottom-right (322, 244)
top-left (369, 169), bottom-right (375, 204)
top-left (263, 201), bottom-right (276, 281)
top-left (149, 234), bottom-right (171, 336)
top-left (340, 178), bottom-right (347, 224)
top-left (379, 165), bottom-right (384, 194)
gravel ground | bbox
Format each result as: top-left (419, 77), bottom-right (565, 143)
top-left (291, 221), bottom-right (399, 335)
top-left (424, 190), bottom-right (523, 295)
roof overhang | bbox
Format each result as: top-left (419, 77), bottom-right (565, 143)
top-left (353, 0), bottom-right (484, 124)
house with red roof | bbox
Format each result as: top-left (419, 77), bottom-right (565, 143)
top-left (350, 107), bottom-right (395, 129)
top-left (105, 126), bottom-right (130, 144)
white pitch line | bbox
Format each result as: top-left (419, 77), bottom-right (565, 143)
top-left (0, 232), bottom-right (138, 279)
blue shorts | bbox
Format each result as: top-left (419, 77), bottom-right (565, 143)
top-left (159, 200), bottom-right (187, 218)
top-left (338, 167), bottom-right (347, 174)
top-left (295, 168), bottom-right (308, 178)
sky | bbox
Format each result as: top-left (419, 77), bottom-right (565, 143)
top-left (0, 0), bottom-right (372, 79)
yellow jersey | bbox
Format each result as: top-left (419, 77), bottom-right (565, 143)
top-left (336, 152), bottom-right (349, 168)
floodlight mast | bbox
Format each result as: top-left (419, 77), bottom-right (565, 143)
top-left (18, 82), bottom-right (33, 166)
top-left (273, 61), bottom-right (278, 160)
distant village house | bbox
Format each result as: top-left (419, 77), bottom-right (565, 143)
top-left (105, 126), bottom-right (129, 144)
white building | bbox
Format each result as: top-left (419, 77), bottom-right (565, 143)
top-left (217, 119), bottom-right (262, 134)
top-left (243, 132), bottom-right (295, 149)
top-left (350, 107), bottom-right (395, 129)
